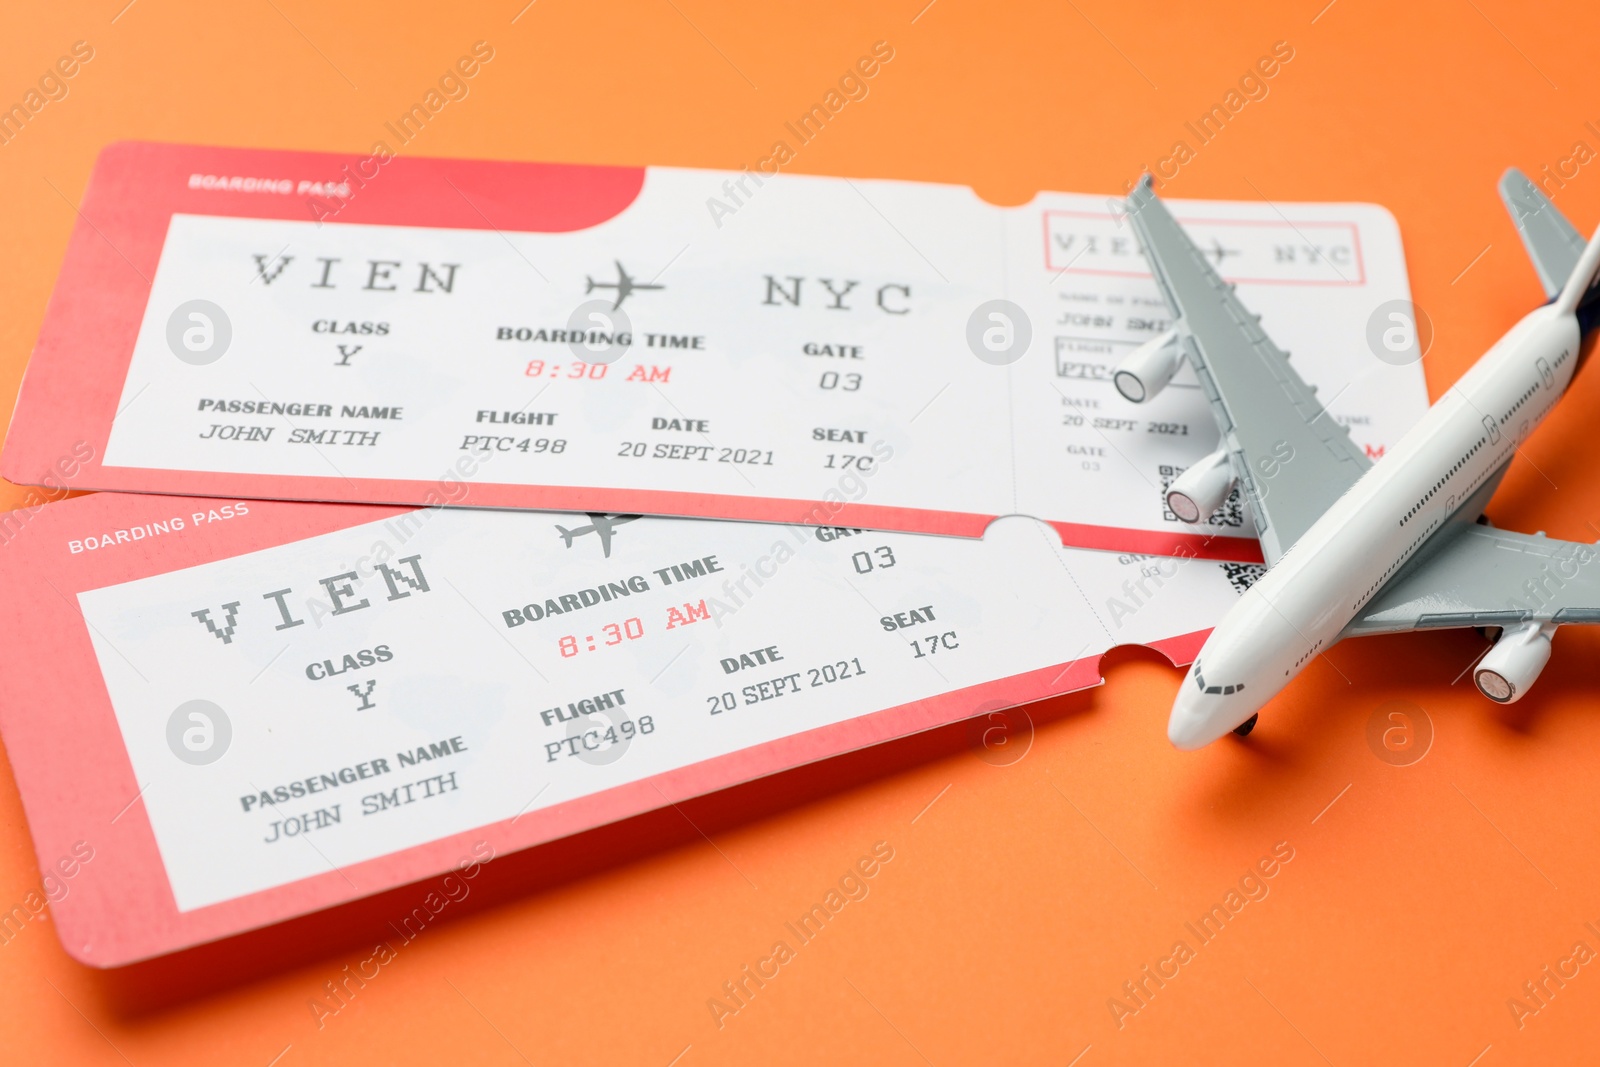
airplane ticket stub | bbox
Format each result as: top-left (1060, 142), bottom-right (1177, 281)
top-left (0, 490), bottom-right (1250, 964)
top-left (2, 142), bottom-right (1430, 562)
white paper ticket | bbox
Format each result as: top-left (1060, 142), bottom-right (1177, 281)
top-left (6, 143), bottom-right (1429, 562)
top-left (50, 501), bottom-right (1245, 915)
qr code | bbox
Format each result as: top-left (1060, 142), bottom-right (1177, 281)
top-left (1221, 562), bottom-right (1266, 595)
top-left (1158, 464), bottom-right (1245, 527)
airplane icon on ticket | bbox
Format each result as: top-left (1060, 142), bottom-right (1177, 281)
top-left (585, 260), bottom-right (664, 310)
top-left (556, 513), bottom-right (642, 557)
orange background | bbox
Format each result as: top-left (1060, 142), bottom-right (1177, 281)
top-left (3, 0), bottom-right (1600, 1062)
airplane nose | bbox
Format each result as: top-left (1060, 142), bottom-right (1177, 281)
top-left (1167, 703), bottom-right (1212, 750)
top-left (1166, 681), bottom-right (1211, 750)
top-left (1167, 669), bottom-right (1259, 750)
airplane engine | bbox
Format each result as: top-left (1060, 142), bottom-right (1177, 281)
top-left (1165, 448), bottom-right (1236, 524)
top-left (1473, 621), bottom-right (1556, 703)
top-left (1113, 328), bottom-right (1183, 403)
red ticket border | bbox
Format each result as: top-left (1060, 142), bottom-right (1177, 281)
top-left (1041, 208), bottom-right (1369, 286)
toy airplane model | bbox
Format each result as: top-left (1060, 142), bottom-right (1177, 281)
top-left (1116, 170), bottom-right (1600, 749)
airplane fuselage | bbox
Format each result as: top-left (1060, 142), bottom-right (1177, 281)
top-left (1169, 305), bottom-right (1583, 748)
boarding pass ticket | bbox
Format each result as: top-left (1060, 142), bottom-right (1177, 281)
top-left (0, 491), bottom-right (1250, 964)
top-left (3, 142), bottom-right (1430, 562)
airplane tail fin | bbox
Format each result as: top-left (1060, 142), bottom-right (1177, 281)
top-left (555, 525), bottom-right (576, 546)
top-left (584, 278), bottom-right (596, 294)
top-left (1500, 168), bottom-right (1589, 302)
top-left (1553, 224), bottom-right (1600, 319)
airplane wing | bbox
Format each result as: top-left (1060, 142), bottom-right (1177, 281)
top-left (1499, 168), bottom-right (1588, 302)
top-left (1125, 176), bottom-right (1372, 563)
top-left (1345, 522), bottom-right (1600, 636)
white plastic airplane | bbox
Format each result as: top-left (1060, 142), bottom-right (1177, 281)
top-left (1115, 171), bottom-right (1600, 749)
